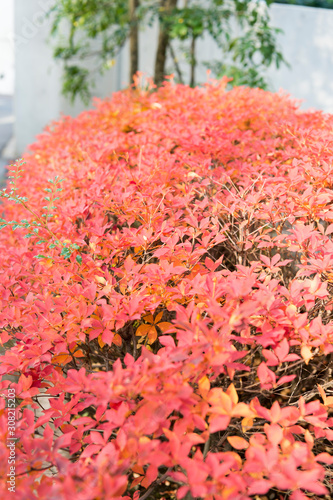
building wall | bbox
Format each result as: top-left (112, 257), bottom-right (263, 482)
top-left (0, 0), bottom-right (14, 95)
top-left (12, 1), bottom-right (333, 156)
top-left (13, 0), bottom-right (120, 155)
top-left (265, 4), bottom-right (333, 112)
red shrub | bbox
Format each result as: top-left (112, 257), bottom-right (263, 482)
top-left (1, 76), bottom-right (333, 499)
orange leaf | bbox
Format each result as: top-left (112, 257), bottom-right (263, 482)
top-left (52, 354), bottom-right (72, 365)
top-left (241, 417), bottom-right (254, 432)
top-left (207, 388), bottom-right (232, 414)
top-left (156, 322), bottom-right (173, 333)
top-left (136, 324), bottom-right (152, 337)
top-left (132, 465), bottom-right (144, 475)
top-left (95, 276), bottom-right (106, 285)
top-left (226, 383), bottom-right (238, 405)
top-left (113, 334), bottom-right (122, 346)
top-left (131, 476), bottom-right (143, 488)
top-left (97, 335), bottom-right (105, 349)
top-left (318, 384), bottom-right (333, 407)
top-left (232, 402), bottom-right (256, 418)
top-left (142, 314), bottom-right (154, 324)
top-left (198, 376), bottom-right (210, 398)
top-left (74, 350), bottom-right (85, 357)
top-left (41, 258), bottom-right (54, 269)
top-left (227, 436), bottom-right (249, 450)
top-left (147, 326), bottom-right (158, 343)
top-left (155, 311), bottom-right (164, 323)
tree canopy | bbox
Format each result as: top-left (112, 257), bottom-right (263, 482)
top-left (49, 0), bottom-right (286, 102)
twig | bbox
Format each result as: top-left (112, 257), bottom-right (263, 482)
top-left (130, 323), bottom-right (138, 360)
top-left (139, 468), bottom-right (171, 500)
top-left (203, 435), bottom-right (210, 458)
top-left (67, 346), bottom-right (78, 369)
top-left (168, 43), bottom-right (184, 84)
top-left (290, 380), bottom-right (333, 406)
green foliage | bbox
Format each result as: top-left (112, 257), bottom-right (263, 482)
top-left (201, 0), bottom-right (285, 89)
top-left (49, 0), bottom-right (286, 101)
top-left (274, 0), bottom-right (333, 8)
top-left (49, 0), bottom-right (131, 103)
top-left (0, 159), bottom-right (79, 261)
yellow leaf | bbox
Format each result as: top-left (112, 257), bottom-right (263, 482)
top-left (98, 336), bottom-right (105, 349)
top-left (207, 388), bottom-right (232, 413)
top-left (227, 436), bottom-right (249, 450)
top-left (241, 417), bottom-right (254, 433)
top-left (95, 276), bottom-right (106, 285)
top-left (301, 345), bottom-right (313, 365)
top-left (226, 384), bottom-right (238, 405)
top-left (41, 258), bottom-right (53, 269)
top-left (318, 384), bottom-right (333, 407)
top-left (198, 376), bottom-right (210, 398)
top-left (139, 436), bottom-right (150, 445)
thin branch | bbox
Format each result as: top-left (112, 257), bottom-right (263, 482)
top-left (139, 468), bottom-right (171, 500)
top-left (169, 42), bottom-right (184, 84)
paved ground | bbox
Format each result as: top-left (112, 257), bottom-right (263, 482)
top-left (0, 94), bottom-right (14, 187)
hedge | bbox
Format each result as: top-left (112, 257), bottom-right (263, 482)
top-left (0, 76), bottom-right (333, 499)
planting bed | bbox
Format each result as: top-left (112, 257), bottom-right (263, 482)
top-left (0, 77), bottom-right (333, 499)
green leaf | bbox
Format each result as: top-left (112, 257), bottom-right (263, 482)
top-left (76, 255), bottom-right (82, 265)
top-left (61, 247), bottom-right (72, 259)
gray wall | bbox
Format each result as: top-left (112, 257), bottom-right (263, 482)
top-left (0, 0), bottom-right (14, 95)
top-left (13, 0), bottom-right (119, 155)
top-left (265, 4), bottom-right (333, 113)
top-left (11, 1), bottom-right (333, 156)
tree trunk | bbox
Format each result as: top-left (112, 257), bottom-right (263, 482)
top-left (190, 35), bottom-right (196, 87)
top-left (154, 0), bottom-right (178, 87)
top-left (129, 0), bottom-right (139, 83)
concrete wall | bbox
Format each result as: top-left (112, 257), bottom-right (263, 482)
top-left (13, 0), bottom-right (120, 155)
top-left (0, 0), bottom-right (14, 95)
top-left (265, 4), bottom-right (333, 112)
top-left (11, 1), bottom-right (333, 156)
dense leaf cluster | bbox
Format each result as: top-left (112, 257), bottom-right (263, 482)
top-left (1, 77), bottom-right (333, 499)
top-left (274, 0), bottom-right (333, 8)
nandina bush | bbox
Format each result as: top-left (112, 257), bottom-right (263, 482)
top-left (1, 76), bottom-right (333, 500)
